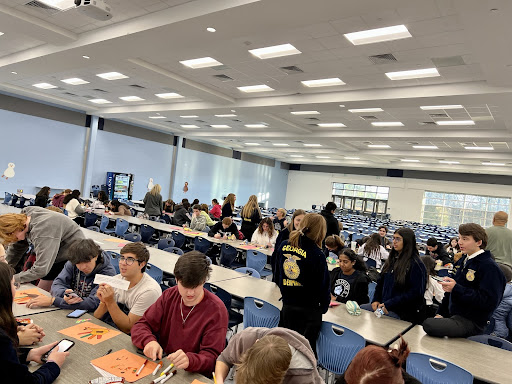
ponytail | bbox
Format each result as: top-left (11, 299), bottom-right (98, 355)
top-left (325, 235), bottom-right (344, 250)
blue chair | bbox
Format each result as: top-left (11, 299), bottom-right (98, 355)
top-left (158, 238), bottom-right (175, 250)
top-left (204, 283), bottom-right (244, 330)
top-left (243, 297), bottom-right (280, 328)
top-left (124, 233), bottom-right (142, 242)
top-left (100, 215), bottom-right (115, 234)
top-left (87, 226), bottom-right (100, 232)
top-left (194, 237), bottom-right (212, 253)
top-left (84, 212), bottom-right (98, 228)
top-left (246, 250), bottom-right (272, 278)
top-left (140, 224), bottom-right (157, 244)
top-left (10, 194), bottom-right (19, 206)
top-left (467, 334), bottom-right (512, 351)
top-left (3, 192), bottom-right (12, 205)
top-left (146, 263), bottom-right (163, 284)
top-left (171, 231), bottom-right (186, 248)
top-left (234, 267), bottom-right (260, 279)
top-left (341, 230), bottom-right (350, 240)
top-left (368, 281), bottom-right (377, 303)
top-left (406, 353), bottom-right (473, 384)
top-left (352, 233), bottom-right (364, 242)
top-left (105, 251), bottom-right (121, 274)
top-left (114, 219), bottom-right (129, 238)
top-left (17, 196), bottom-right (27, 208)
top-left (91, 185), bottom-right (100, 198)
top-left (220, 244), bottom-right (243, 268)
top-left (365, 258), bottom-right (377, 269)
top-left (29, 198), bottom-right (35, 206)
top-left (164, 247), bottom-right (184, 256)
top-left (316, 322), bottom-right (365, 377)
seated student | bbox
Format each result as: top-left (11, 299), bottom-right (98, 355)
top-left (90, 191), bottom-right (109, 215)
top-left (109, 199), bottom-right (132, 216)
top-left (35, 187), bottom-right (51, 208)
top-left (187, 204), bottom-right (207, 232)
top-left (420, 256), bottom-right (445, 318)
top-left (221, 194), bottom-right (236, 219)
top-left (445, 236), bottom-right (460, 257)
top-left (25, 239), bottom-right (116, 311)
top-left (272, 208), bottom-right (288, 232)
top-left (215, 327), bottom-right (323, 384)
top-left (131, 251), bottom-right (228, 376)
top-left (62, 190), bottom-right (85, 222)
top-left (209, 199), bottom-right (221, 219)
top-left (490, 263), bottom-right (512, 339)
top-left (378, 225), bottom-right (392, 250)
top-left (163, 199), bottom-right (175, 214)
top-left (51, 189), bottom-right (71, 208)
top-left (240, 195), bottom-right (262, 240)
top-left (426, 237), bottom-right (452, 265)
top-left (423, 223), bottom-right (506, 338)
top-left (361, 228), bottom-right (427, 323)
top-left (251, 218), bottom-right (278, 248)
top-left (324, 234), bottom-right (345, 258)
top-left (358, 233), bottom-right (389, 268)
top-left (335, 338), bottom-right (420, 384)
top-left (93, 242), bottom-right (161, 334)
top-left (0, 262), bottom-right (69, 383)
top-left (200, 204), bottom-right (216, 227)
top-left (208, 217), bottom-right (238, 239)
top-left (330, 249), bottom-right (370, 304)
top-left (0, 207), bottom-right (85, 292)
top-left (173, 202), bottom-right (191, 226)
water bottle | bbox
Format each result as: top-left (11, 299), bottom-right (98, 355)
top-left (374, 308), bottom-right (384, 318)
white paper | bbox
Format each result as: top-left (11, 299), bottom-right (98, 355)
top-left (90, 363), bottom-right (112, 378)
top-left (94, 274), bottom-right (130, 290)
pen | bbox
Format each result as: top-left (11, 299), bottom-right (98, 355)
top-left (152, 361), bottom-right (163, 375)
top-left (160, 370), bottom-right (177, 384)
top-left (213, 372), bottom-right (217, 384)
top-left (103, 349), bottom-right (112, 356)
top-left (151, 369), bottom-right (176, 384)
top-left (160, 363), bottom-right (174, 376)
top-left (136, 359), bottom-right (148, 376)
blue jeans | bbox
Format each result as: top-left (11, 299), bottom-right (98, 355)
top-left (360, 303), bottom-right (401, 319)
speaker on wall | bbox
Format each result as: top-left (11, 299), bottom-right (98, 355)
top-left (232, 150), bottom-right (241, 160)
top-left (387, 169), bottom-right (403, 178)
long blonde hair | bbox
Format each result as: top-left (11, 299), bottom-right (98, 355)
top-left (241, 195), bottom-right (261, 219)
top-left (289, 213), bottom-right (326, 249)
top-left (222, 193), bottom-right (236, 209)
top-left (150, 184), bottom-right (161, 196)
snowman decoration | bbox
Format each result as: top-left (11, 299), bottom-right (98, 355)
top-left (147, 178), bottom-right (154, 191)
top-left (2, 163), bottom-right (15, 180)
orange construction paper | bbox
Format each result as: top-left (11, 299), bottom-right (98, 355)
top-left (14, 288), bottom-right (46, 305)
top-left (90, 349), bottom-right (157, 383)
top-left (191, 380), bottom-right (208, 384)
top-left (58, 321), bottom-right (121, 345)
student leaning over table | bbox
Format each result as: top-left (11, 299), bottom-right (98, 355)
top-left (208, 217), bottom-right (239, 239)
top-left (131, 251), bottom-right (228, 377)
top-left (24, 239), bottom-right (116, 311)
top-left (93, 242), bottom-right (161, 334)
top-left (0, 262), bottom-right (69, 384)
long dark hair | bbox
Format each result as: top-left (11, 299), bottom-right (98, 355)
top-left (111, 199), bottom-right (130, 212)
top-left (36, 186), bottom-right (50, 198)
top-left (97, 191), bottom-right (109, 204)
top-left (63, 189), bottom-right (80, 204)
top-left (363, 233), bottom-right (382, 256)
top-left (340, 248), bottom-right (367, 272)
top-left (421, 255), bottom-right (437, 277)
top-left (0, 263), bottom-right (18, 348)
top-left (381, 228), bottom-right (419, 286)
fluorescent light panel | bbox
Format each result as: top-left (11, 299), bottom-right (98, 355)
top-left (181, 125), bottom-right (200, 128)
top-left (237, 84), bottom-right (274, 92)
top-left (180, 115), bottom-right (198, 118)
top-left (302, 78), bottom-right (345, 87)
top-left (317, 123), bottom-right (346, 128)
top-left (420, 105), bottom-right (464, 110)
top-left (439, 160), bottom-right (460, 164)
top-left (368, 144), bottom-right (390, 148)
top-left (119, 96), bottom-right (144, 101)
top-left (88, 99), bottom-right (112, 104)
top-left (291, 111), bottom-right (320, 115)
top-left (155, 92), bottom-right (183, 99)
top-left (61, 78), bottom-right (89, 85)
top-left (249, 43), bottom-right (301, 59)
top-left (33, 83), bottom-right (57, 89)
top-left (401, 159), bottom-right (420, 162)
top-left (371, 122), bottom-right (404, 127)
top-left (96, 72), bottom-right (129, 80)
top-left (345, 157), bottom-right (360, 160)
top-left (348, 108), bottom-right (383, 113)
top-left (38, 0), bottom-right (74, 10)
top-left (273, 143), bottom-right (289, 146)
top-left (482, 162), bottom-right (505, 166)
top-left (210, 125), bottom-right (231, 128)
top-left (413, 145), bottom-right (438, 149)
top-left (245, 143), bottom-right (260, 146)
top-left (386, 68), bottom-right (439, 80)
top-left (215, 114), bottom-right (237, 117)
top-left (316, 156), bottom-right (330, 159)
top-left (304, 144), bottom-right (322, 147)
top-left (464, 146), bottom-right (494, 150)
top-left (245, 124), bottom-right (267, 128)
top-left (0, 32), bottom-right (4, 37)
top-left (179, 57), bottom-right (223, 69)
top-left (290, 155), bottom-right (304, 158)
top-left (344, 25), bottom-right (412, 45)
top-left (436, 120), bottom-right (475, 126)
top-left (149, 116), bottom-right (166, 119)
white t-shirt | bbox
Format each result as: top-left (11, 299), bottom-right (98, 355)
top-left (65, 198), bottom-right (81, 219)
top-left (114, 273), bottom-right (162, 316)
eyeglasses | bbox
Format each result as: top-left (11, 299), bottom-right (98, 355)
top-left (392, 237), bottom-right (402, 242)
top-left (119, 256), bottom-right (141, 266)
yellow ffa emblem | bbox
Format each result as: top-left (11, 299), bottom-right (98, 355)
top-left (283, 255), bottom-right (301, 279)
top-left (466, 269), bottom-right (475, 282)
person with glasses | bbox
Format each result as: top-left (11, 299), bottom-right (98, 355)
top-left (330, 248), bottom-right (370, 304)
top-left (93, 242), bottom-right (161, 333)
top-left (361, 228), bottom-right (427, 323)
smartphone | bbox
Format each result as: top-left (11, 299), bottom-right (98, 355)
top-left (65, 291), bottom-right (80, 299)
top-left (42, 339), bottom-right (74, 362)
top-left (66, 309), bottom-right (87, 318)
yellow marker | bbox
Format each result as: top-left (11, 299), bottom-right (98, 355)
top-left (160, 363), bottom-right (174, 376)
top-left (213, 372), bottom-right (217, 384)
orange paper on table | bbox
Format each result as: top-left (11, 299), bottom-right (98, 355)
top-left (91, 349), bottom-right (157, 383)
top-left (191, 380), bottom-right (208, 384)
top-left (59, 321), bottom-right (120, 345)
top-left (14, 288), bottom-right (45, 305)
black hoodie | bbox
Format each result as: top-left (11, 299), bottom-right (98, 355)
top-left (320, 209), bottom-right (339, 238)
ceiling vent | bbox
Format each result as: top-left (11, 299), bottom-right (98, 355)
top-left (24, 1), bottom-right (60, 14)
top-left (431, 56), bottom-right (465, 67)
top-left (195, 120), bottom-right (207, 123)
top-left (429, 113), bottom-right (448, 118)
top-left (368, 53), bottom-right (397, 65)
top-left (63, 92), bottom-right (78, 97)
top-left (232, 119), bottom-right (242, 122)
top-left (213, 74), bottom-right (234, 82)
top-left (93, 88), bottom-right (108, 93)
top-left (212, 65), bottom-right (230, 71)
top-left (129, 84), bottom-right (146, 89)
top-left (305, 117), bottom-right (320, 121)
top-left (165, 121), bottom-right (176, 124)
top-left (419, 121), bottom-right (437, 125)
top-left (360, 115), bottom-right (378, 120)
top-left (280, 65), bottom-right (304, 74)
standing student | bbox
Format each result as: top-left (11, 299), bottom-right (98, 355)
top-left (221, 193), bottom-right (236, 219)
top-left (426, 238), bottom-right (452, 265)
top-left (273, 208), bottom-right (288, 232)
top-left (320, 202), bottom-right (339, 238)
top-left (143, 184), bottom-right (163, 218)
top-left (251, 218), bottom-right (278, 248)
top-left (357, 233), bottom-right (389, 268)
top-left (0, 262), bottom-right (70, 383)
top-left (209, 199), bottom-right (221, 219)
top-left (361, 228), bottom-right (427, 323)
top-left (486, 211), bottom-right (512, 267)
top-left (420, 256), bottom-right (445, 318)
top-left (330, 249), bottom-right (370, 304)
top-left (93, 242), bottom-right (161, 334)
top-left (423, 223), bottom-right (506, 338)
top-left (34, 187), bottom-right (50, 208)
top-left (187, 205), bottom-right (207, 232)
top-left (378, 225), bottom-right (392, 249)
top-left (324, 235), bottom-right (345, 258)
top-left (51, 189), bottom-right (71, 208)
top-left (240, 195), bottom-right (262, 240)
top-left (275, 213), bottom-right (330, 353)
top-left (62, 190), bottom-right (85, 223)
top-left (131, 251), bottom-right (228, 377)
top-left (0, 207), bottom-right (85, 291)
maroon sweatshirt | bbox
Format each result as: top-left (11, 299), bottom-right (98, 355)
top-left (131, 286), bottom-right (228, 376)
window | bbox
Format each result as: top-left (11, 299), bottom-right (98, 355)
top-left (332, 183), bottom-right (390, 213)
top-left (421, 191), bottom-right (510, 227)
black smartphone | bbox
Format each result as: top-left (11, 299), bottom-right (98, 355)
top-left (66, 309), bottom-right (87, 318)
top-left (42, 339), bottom-right (75, 362)
top-left (64, 291), bottom-right (80, 299)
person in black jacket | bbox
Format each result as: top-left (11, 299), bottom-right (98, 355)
top-left (0, 262), bottom-right (69, 383)
top-left (330, 249), bottom-right (370, 304)
top-left (221, 193), bottom-right (236, 219)
top-left (423, 223), bottom-right (506, 338)
top-left (426, 237), bottom-right (452, 265)
top-left (208, 217), bottom-right (239, 239)
top-left (172, 203), bottom-right (191, 226)
top-left (239, 195), bottom-right (262, 240)
top-left (275, 213), bottom-right (330, 354)
top-left (320, 202), bottom-right (339, 239)
top-left (34, 187), bottom-right (51, 208)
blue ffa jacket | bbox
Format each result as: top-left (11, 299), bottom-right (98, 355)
top-left (275, 236), bottom-right (330, 314)
top-left (438, 250), bottom-right (506, 328)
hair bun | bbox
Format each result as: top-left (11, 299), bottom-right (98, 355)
top-left (387, 338), bottom-right (409, 367)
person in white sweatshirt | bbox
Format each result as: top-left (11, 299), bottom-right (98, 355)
top-left (357, 233), bottom-right (389, 269)
top-left (251, 217), bottom-right (278, 248)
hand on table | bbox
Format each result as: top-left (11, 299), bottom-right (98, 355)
top-left (26, 295), bottom-right (53, 308)
top-left (167, 349), bottom-right (189, 370)
top-left (144, 340), bottom-right (163, 361)
top-left (18, 323), bottom-right (45, 345)
top-left (214, 234), bottom-right (221, 239)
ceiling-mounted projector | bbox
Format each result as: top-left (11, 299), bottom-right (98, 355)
top-left (74, 0), bottom-right (113, 21)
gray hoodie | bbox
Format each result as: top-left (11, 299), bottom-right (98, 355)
top-left (6, 206), bottom-right (85, 283)
top-left (218, 327), bottom-right (324, 384)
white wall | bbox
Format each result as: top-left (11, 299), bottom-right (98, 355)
top-left (285, 171), bottom-right (512, 222)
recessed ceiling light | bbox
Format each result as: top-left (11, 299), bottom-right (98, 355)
top-left (344, 25), bottom-right (412, 45)
top-left (149, 116), bottom-right (166, 119)
top-left (348, 108), bottom-right (384, 113)
top-left (155, 92), bottom-right (184, 99)
top-left (290, 111), bottom-right (320, 115)
top-left (206, 27), bottom-right (216, 32)
top-left (119, 96), bottom-right (144, 102)
top-left (33, 83), bottom-right (57, 89)
top-left (181, 125), bottom-right (200, 129)
top-left (0, 32), bottom-right (4, 37)
top-left (413, 145), bottom-right (438, 149)
top-left (420, 105), bottom-right (464, 110)
top-left (88, 99), bottom-right (112, 104)
top-left (371, 122), bottom-right (404, 127)
top-left (317, 123), bottom-right (346, 128)
top-left (304, 144), bottom-right (322, 147)
top-left (436, 120), bottom-right (475, 126)
top-left (97, 72), bottom-right (129, 80)
top-left (249, 43), bottom-right (301, 59)
top-left (237, 84), bottom-right (275, 93)
top-left (215, 114), bottom-right (237, 117)
top-left (401, 159), bottom-right (420, 162)
top-left (245, 143), bottom-right (260, 146)
top-left (210, 125), bottom-right (231, 128)
top-left (345, 157), bottom-right (360, 160)
top-left (11, 71), bottom-right (17, 75)
top-left (386, 68), bottom-right (440, 80)
top-left (180, 115), bottom-right (198, 118)
top-left (439, 160), bottom-right (460, 164)
top-left (482, 162), bottom-right (505, 166)
top-left (61, 78), bottom-right (89, 85)
top-left (464, 146), bottom-right (494, 150)
top-left (37, 0), bottom-right (74, 10)
top-left (273, 143), bottom-right (289, 146)
top-left (316, 156), bottom-right (331, 159)
top-left (290, 155), bottom-right (304, 158)
top-left (245, 124), bottom-right (267, 128)
top-left (302, 78), bottom-right (345, 87)
top-left (339, 105), bottom-right (345, 107)
top-left (180, 57), bottom-right (223, 69)
top-left (82, 55), bottom-right (90, 59)
top-left (368, 144), bottom-right (391, 148)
